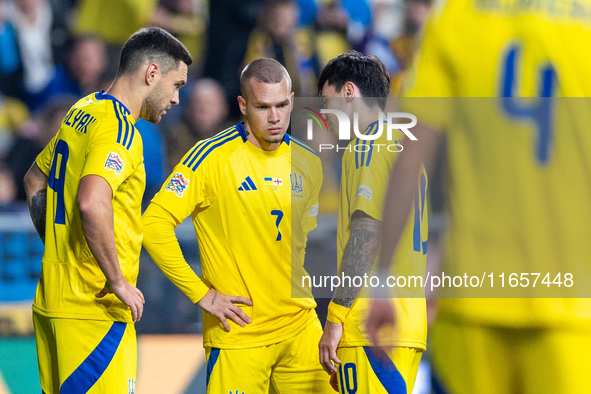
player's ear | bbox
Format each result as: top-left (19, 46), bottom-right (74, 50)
top-left (145, 63), bottom-right (159, 86)
top-left (344, 81), bottom-right (356, 103)
top-left (289, 92), bottom-right (294, 110)
top-left (237, 96), bottom-right (247, 116)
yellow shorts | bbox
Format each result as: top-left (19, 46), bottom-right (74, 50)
top-left (33, 312), bottom-right (137, 394)
top-left (205, 318), bottom-right (333, 394)
top-left (336, 346), bottom-right (422, 394)
top-left (431, 317), bottom-right (591, 394)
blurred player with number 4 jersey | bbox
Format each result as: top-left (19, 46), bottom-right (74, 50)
top-left (143, 58), bottom-right (332, 393)
top-left (23, 28), bottom-right (191, 393)
top-left (317, 51), bottom-right (428, 394)
top-left (366, 0), bottom-right (591, 392)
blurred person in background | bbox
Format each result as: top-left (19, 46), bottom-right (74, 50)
top-left (390, 0), bottom-right (432, 93)
top-left (367, 0), bottom-right (591, 392)
top-left (150, 0), bottom-right (208, 71)
top-left (314, 1), bottom-right (351, 69)
top-left (6, 97), bottom-right (72, 201)
top-left (244, 0), bottom-right (317, 96)
top-left (0, 93), bottom-right (29, 157)
top-left (164, 78), bottom-right (234, 169)
top-left (1, 0), bottom-right (57, 110)
top-left (73, 0), bottom-right (158, 76)
top-left (0, 165), bottom-right (18, 210)
top-left (136, 118), bottom-right (167, 204)
top-left (0, 9), bottom-right (26, 101)
top-left (203, 0), bottom-right (262, 118)
top-left (64, 35), bottom-right (108, 96)
top-left (353, 0), bottom-right (406, 76)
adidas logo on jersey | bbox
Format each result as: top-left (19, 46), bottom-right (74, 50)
top-left (238, 176), bottom-right (257, 191)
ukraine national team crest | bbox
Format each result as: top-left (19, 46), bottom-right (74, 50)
top-left (104, 152), bottom-right (124, 176)
top-left (290, 172), bottom-right (303, 195)
top-left (165, 172), bottom-right (190, 197)
top-left (128, 378), bottom-right (135, 394)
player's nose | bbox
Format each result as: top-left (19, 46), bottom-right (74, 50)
top-left (171, 90), bottom-right (180, 105)
top-left (268, 108), bottom-right (280, 123)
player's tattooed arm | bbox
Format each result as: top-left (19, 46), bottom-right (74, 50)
top-left (24, 162), bottom-right (48, 243)
top-left (332, 211), bottom-right (381, 308)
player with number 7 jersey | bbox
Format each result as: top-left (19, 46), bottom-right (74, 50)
top-left (143, 58), bottom-right (331, 393)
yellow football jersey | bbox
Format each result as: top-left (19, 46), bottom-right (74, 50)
top-left (33, 90), bottom-right (145, 323)
top-left (337, 121), bottom-right (428, 349)
top-left (403, 0), bottom-right (591, 326)
top-left (149, 122), bottom-right (322, 349)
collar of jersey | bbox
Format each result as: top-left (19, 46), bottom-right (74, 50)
top-left (363, 119), bottom-right (388, 136)
top-left (236, 122), bottom-right (290, 158)
top-left (95, 90), bottom-right (133, 120)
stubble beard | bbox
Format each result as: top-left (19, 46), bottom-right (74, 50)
top-left (140, 84), bottom-right (164, 123)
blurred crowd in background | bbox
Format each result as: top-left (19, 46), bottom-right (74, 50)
top-left (0, 0), bottom-right (431, 211)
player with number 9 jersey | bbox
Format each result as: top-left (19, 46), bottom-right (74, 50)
top-left (33, 90), bottom-right (145, 323)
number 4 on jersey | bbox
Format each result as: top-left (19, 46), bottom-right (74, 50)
top-left (500, 45), bottom-right (557, 165)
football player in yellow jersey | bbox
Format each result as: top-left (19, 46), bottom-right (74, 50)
top-left (317, 51), bottom-right (428, 393)
top-left (143, 58), bottom-right (332, 393)
top-left (23, 27), bottom-right (191, 393)
top-left (366, 0), bottom-right (591, 392)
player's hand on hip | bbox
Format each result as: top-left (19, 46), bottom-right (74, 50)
top-left (96, 280), bottom-right (145, 323)
top-left (366, 298), bottom-right (396, 347)
top-left (198, 288), bottom-right (253, 332)
top-left (319, 321), bottom-right (343, 375)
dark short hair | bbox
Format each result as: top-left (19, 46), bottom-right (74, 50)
top-left (117, 27), bottom-right (193, 76)
top-left (240, 58), bottom-right (292, 98)
top-left (318, 50), bottom-right (390, 110)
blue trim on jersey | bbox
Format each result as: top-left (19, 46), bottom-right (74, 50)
top-left (111, 101), bottom-right (123, 144)
top-left (206, 348), bottom-right (220, 387)
top-left (96, 90), bottom-right (135, 150)
top-left (284, 132), bottom-right (291, 145)
top-left (126, 124), bottom-right (135, 150)
top-left (363, 347), bottom-right (407, 393)
top-left (95, 90), bottom-right (132, 116)
top-left (365, 123), bottom-right (381, 167)
top-left (360, 139), bottom-right (366, 169)
top-left (192, 133), bottom-right (241, 171)
top-left (185, 128), bottom-right (237, 168)
top-left (420, 173), bottom-right (427, 254)
top-left (60, 322), bottom-right (127, 394)
top-left (235, 121), bottom-right (248, 142)
top-left (355, 137), bottom-right (360, 169)
top-left (291, 136), bottom-right (319, 157)
top-left (183, 140), bottom-right (209, 166)
top-left (119, 102), bottom-right (130, 147)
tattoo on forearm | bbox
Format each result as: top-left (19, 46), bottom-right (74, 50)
top-left (333, 215), bottom-right (381, 308)
top-left (30, 189), bottom-right (47, 242)
top-left (211, 290), bottom-right (217, 305)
